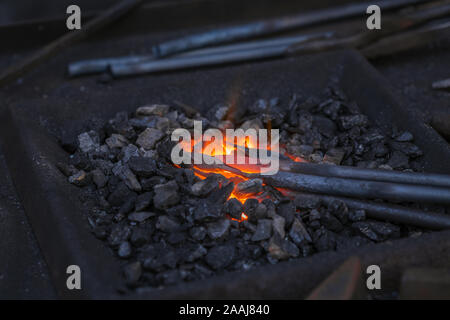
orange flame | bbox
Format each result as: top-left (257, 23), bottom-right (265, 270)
top-left (176, 132), bottom-right (304, 221)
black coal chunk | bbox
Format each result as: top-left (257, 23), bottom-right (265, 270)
top-left (267, 232), bottom-right (299, 260)
top-left (223, 198), bottom-right (243, 220)
top-left (191, 175), bottom-right (220, 197)
top-left (185, 244), bottom-right (208, 262)
top-left (351, 222), bottom-right (379, 242)
top-left (128, 156), bottom-right (157, 177)
top-left (364, 221), bottom-right (400, 241)
top-left (387, 151), bottom-right (409, 169)
top-left (207, 218), bottom-right (231, 239)
top-left (313, 228), bottom-right (337, 252)
top-left (118, 195), bottom-right (137, 215)
top-left (289, 218), bottom-right (312, 246)
top-left (276, 201), bottom-right (295, 228)
top-left (194, 200), bottom-right (223, 222)
top-left (327, 200), bottom-right (349, 224)
top-left (320, 211), bottom-right (343, 232)
top-left (389, 141), bottom-right (423, 158)
top-left (118, 241), bottom-right (132, 258)
top-left (194, 183), bottom-right (234, 222)
top-left (135, 192), bottom-right (153, 211)
top-left (128, 211), bottom-right (155, 223)
top-left (108, 182), bottom-right (136, 207)
top-left (153, 180), bottom-right (180, 209)
top-left (313, 115), bottom-right (337, 138)
top-left (140, 176), bottom-right (166, 191)
top-left (108, 225), bottom-right (132, 247)
top-left (338, 114), bottom-right (368, 130)
top-left (243, 198), bottom-right (259, 222)
top-left (130, 227), bottom-right (152, 247)
top-left (156, 215), bottom-right (181, 232)
top-left (156, 270), bottom-right (182, 286)
top-left (189, 226), bottom-right (207, 241)
top-left (205, 245), bottom-right (235, 270)
top-left (349, 209), bottom-right (366, 222)
top-left (167, 231), bottom-right (187, 245)
top-left (251, 219), bottom-right (272, 242)
top-left (294, 195), bottom-right (321, 209)
top-left (123, 261), bottom-right (142, 284)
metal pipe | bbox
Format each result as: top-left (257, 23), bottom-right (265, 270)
top-left (68, 55), bottom-right (151, 77)
top-left (292, 192), bottom-right (450, 230)
top-left (263, 171), bottom-right (450, 204)
top-left (179, 32), bottom-right (333, 57)
top-left (152, 0), bottom-right (427, 57)
top-left (112, 4), bottom-right (450, 77)
top-left (68, 32), bottom-right (330, 76)
top-left (280, 161), bottom-right (450, 188)
top-left (111, 45), bottom-right (288, 77)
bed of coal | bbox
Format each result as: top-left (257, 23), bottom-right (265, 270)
top-left (58, 84), bottom-right (439, 293)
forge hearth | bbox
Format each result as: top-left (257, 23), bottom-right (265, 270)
top-left (55, 79), bottom-right (444, 292)
top-left (2, 49), bottom-right (449, 299)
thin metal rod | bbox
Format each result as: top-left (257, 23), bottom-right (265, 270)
top-left (111, 3), bottom-right (450, 77)
top-left (111, 45), bottom-right (287, 77)
top-left (292, 192), bottom-right (450, 230)
top-left (280, 161), bottom-right (450, 188)
top-left (68, 55), bottom-right (151, 77)
top-left (0, 0), bottom-right (143, 86)
top-left (179, 32), bottom-right (333, 57)
top-left (152, 0), bottom-right (427, 57)
top-left (361, 19), bottom-right (450, 59)
top-left (68, 32), bottom-right (330, 76)
top-left (287, 2), bottom-right (450, 55)
top-left (263, 171), bottom-right (450, 204)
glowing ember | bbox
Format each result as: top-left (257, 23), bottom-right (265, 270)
top-left (176, 131), bottom-right (303, 207)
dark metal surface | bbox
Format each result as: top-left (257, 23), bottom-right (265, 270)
top-left (0, 147), bottom-right (55, 299)
top-left (400, 267), bottom-right (450, 299)
top-left (0, 108), bottom-right (123, 299)
top-left (306, 257), bottom-right (364, 300)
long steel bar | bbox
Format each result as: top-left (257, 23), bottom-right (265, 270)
top-left (111, 45), bottom-right (287, 77)
top-left (263, 171), bottom-right (450, 204)
top-left (68, 32), bottom-right (330, 76)
top-left (152, 0), bottom-right (427, 57)
top-left (292, 192), bottom-right (450, 230)
top-left (111, 6), bottom-right (450, 77)
top-left (280, 161), bottom-right (450, 188)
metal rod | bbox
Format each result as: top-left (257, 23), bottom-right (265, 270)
top-left (152, 0), bottom-right (427, 57)
top-left (292, 192), bottom-right (450, 230)
top-left (287, 2), bottom-right (450, 55)
top-left (280, 161), bottom-right (450, 188)
top-left (263, 171), bottom-right (450, 204)
top-left (111, 2), bottom-right (450, 77)
top-left (68, 55), bottom-right (151, 77)
top-left (111, 45), bottom-right (288, 77)
top-left (0, 0), bottom-right (143, 87)
top-left (361, 19), bottom-right (450, 59)
top-left (69, 32), bottom-right (330, 76)
top-left (179, 32), bottom-right (333, 57)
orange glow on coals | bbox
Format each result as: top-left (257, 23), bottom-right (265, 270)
top-left (176, 131), bottom-right (304, 221)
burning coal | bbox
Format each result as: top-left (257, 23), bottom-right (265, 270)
top-left (59, 87), bottom-right (436, 291)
